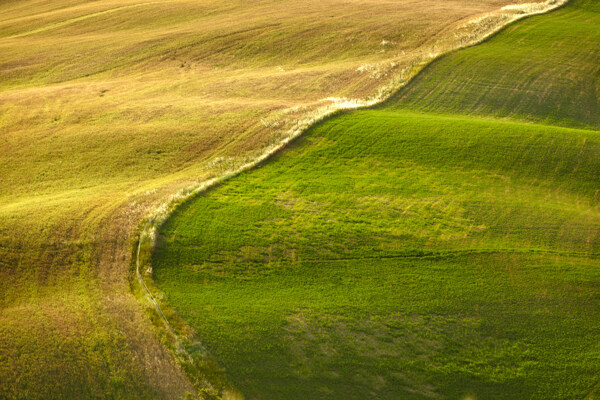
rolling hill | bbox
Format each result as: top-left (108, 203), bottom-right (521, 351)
top-left (151, 0), bottom-right (600, 398)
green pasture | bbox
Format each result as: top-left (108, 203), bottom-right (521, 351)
top-left (153, 0), bottom-right (600, 398)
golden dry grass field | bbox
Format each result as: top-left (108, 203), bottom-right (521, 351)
top-left (0, 0), bottom-right (557, 398)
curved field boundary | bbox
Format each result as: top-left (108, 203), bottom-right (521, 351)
top-left (133, 0), bottom-right (570, 397)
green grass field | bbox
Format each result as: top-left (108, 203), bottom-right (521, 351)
top-left (152, 0), bottom-right (600, 398)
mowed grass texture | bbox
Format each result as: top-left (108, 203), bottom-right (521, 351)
top-left (153, 0), bottom-right (600, 398)
top-left (1, 0), bottom-right (530, 398)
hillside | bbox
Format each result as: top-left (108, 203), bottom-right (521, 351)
top-left (0, 0), bottom-right (543, 398)
top-left (152, 0), bottom-right (600, 398)
top-left (390, 0), bottom-right (600, 129)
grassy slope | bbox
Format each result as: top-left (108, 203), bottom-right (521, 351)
top-left (153, 0), bottom-right (600, 398)
top-left (390, 0), bottom-right (600, 129)
top-left (0, 0), bottom-right (528, 398)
